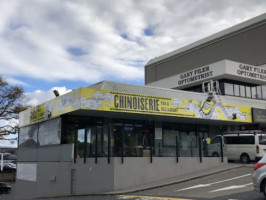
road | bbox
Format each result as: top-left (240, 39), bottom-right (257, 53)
top-left (1, 165), bottom-right (265, 200)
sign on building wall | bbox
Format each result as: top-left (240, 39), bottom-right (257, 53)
top-left (19, 87), bottom-right (252, 127)
top-left (148, 60), bottom-right (266, 89)
top-left (253, 108), bottom-right (266, 123)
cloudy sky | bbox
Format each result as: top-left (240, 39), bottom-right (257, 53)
top-left (1, 0), bottom-right (266, 106)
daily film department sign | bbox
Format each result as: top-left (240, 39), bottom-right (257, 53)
top-left (20, 87), bottom-right (252, 127)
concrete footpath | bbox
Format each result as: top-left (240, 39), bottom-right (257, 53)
top-left (105, 163), bottom-right (246, 195)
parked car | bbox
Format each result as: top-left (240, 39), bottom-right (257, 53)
top-left (253, 154), bottom-right (266, 197)
top-left (3, 163), bottom-right (16, 171)
top-left (208, 133), bottom-right (266, 163)
top-left (0, 183), bottom-right (11, 194)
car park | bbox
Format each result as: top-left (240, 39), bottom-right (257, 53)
top-left (208, 132), bottom-right (266, 163)
top-left (253, 154), bottom-right (266, 197)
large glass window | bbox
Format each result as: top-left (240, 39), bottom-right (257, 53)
top-left (240, 85), bottom-right (245, 97)
top-left (262, 86), bottom-right (266, 100)
top-left (224, 83), bottom-right (234, 95)
top-left (252, 87), bottom-right (257, 99)
top-left (257, 86), bottom-right (262, 99)
top-left (38, 118), bottom-right (61, 146)
top-left (77, 129), bottom-right (85, 158)
top-left (64, 116), bottom-right (105, 159)
top-left (161, 123), bottom-right (179, 157)
top-left (179, 124), bottom-right (198, 157)
top-left (245, 86), bottom-right (251, 98)
top-left (112, 120), bottom-right (153, 157)
top-left (86, 127), bottom-right (96, 157)
top-left (234, 85), bottom-right (240, 96)
top-left (19, 125), bottom-right (38, 148)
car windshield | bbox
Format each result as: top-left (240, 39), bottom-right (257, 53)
top-left (259, 135), bottom-right (266, 145)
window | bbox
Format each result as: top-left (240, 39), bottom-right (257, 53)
top-left (238, 136), bottom-right (255, 144)
top-left (77, 129), bottom-right (85, 158)
top-left (252, 87), bottom-right (257, 99)
top-left (259, 135), bottom-right (266, 145)
top-left (240, 86), bottom-right (245, 97)
top-left (38, 118), bottom-right (61, 146)
top-left (224, 83), bottom-right (234, 95)
top-left (257, 86), bottom-right (262, 99)
top-left (211, 137), bottom-right (220, 144)
top-left (224, 136), bottom-right (239, 144)
top-left (19, 125), bottom-right (38, 148)
top-left (262, 86), bottom-right (266, 100)
top-left (234, 85), bottom-right (240, 96)
top-left (86, 127), bottom-right (96, 157)
top-left (245, 86), bottom-right (251, 98)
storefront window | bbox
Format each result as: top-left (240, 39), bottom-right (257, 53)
top-left (77, 129), bottom-right (85, 158)
top-left (179, 124), bottom-right (198, 157)
top-left (112, 120), bottom-right (153, 157)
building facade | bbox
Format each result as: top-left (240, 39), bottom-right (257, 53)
top-left (14, 13), bottom-right (266, 199)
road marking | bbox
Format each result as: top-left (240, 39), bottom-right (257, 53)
top-left (209, 183), bottom-right (253, 193)
top-left (117, 195), bottom-right (193, 200)
top-left (175, 174), bottom-right (251, 192)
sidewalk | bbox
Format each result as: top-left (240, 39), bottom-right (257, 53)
top-left (105, 163), bottom-right (246, 195)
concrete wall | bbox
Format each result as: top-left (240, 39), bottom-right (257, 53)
top-left (14, 162), bottom-right (72, 199)
top-left (113, 157), bottom-right (227, 191)
top-left (72, 158), bottom-right (114, 194)
top-left (13, 155), bottom-right (226, 199)
top-left (18, 144), bottom-right (73, 162)
top-left (13, 144), bottom-right (74, 199)
top-left (145, 23), bottom-right (266, 84)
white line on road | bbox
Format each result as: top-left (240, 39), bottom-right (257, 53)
top-left (209, 183), bottom-right (253, 193)
top-left (175, 174), bottom-right (251, 192)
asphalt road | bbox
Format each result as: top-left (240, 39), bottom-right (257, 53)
top-left (1, 164), bottom-right (265, 200)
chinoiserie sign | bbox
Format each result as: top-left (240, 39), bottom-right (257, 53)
top-left (19, 87), bottom-right (252, 127)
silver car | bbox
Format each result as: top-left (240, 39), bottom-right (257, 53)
top-left (253, 154), bottom-right (266, 197)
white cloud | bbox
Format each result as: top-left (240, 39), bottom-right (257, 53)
top-left (26, 86), bottom-right (72, 106)
top-left (5, 77), bottom-right (28, 86)
top-left (0, 0), bottom-right (265, 85)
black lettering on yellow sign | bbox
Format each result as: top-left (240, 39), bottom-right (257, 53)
top-left (114, 94), bottom-right (160, 112)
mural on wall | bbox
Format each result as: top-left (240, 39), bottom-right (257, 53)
top-left (19, 87), bottom-right (252, 127)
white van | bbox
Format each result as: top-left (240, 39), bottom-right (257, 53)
top-left (208, 133), bottom-right (266, 163)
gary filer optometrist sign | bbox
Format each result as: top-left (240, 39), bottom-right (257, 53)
top-left (178, 65), bottom-right (214, 86)
top-left (175, 60), bottom-right (266, 89)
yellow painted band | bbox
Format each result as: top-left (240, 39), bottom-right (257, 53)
top-left (117, 194), bottom-right (193, 200)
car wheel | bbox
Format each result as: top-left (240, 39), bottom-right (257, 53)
top-left (240, 154), bottom-right (250, 164)
top-left (262, 181), bottom-right (266, 198)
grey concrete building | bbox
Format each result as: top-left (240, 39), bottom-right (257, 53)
top-left (145, 13), bottom-right (266, 86)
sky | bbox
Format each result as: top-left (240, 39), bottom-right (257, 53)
top-left (0, 1), bottom-right (266, 148)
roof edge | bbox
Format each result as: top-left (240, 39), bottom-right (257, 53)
top-left (146, 13), bottom-right (266, 66)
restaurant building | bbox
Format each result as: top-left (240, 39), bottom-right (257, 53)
top-left (14, 13), bottom-right (266, 199)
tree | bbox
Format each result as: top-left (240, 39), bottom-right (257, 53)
top-left (0, 75), bottom-right (28, 141)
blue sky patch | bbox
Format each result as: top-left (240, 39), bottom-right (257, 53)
top-left (144, 27), bottom-right (153, 36)
top-left (67, 47), bottom-right (87, 56)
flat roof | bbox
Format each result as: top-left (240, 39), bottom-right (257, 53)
top-left (146, 13), bottom-right (266, 66)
